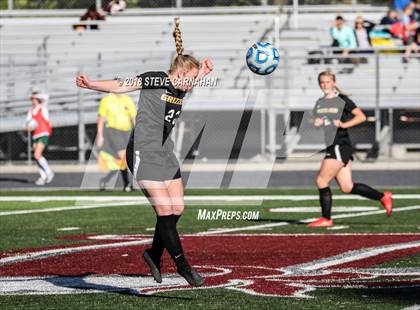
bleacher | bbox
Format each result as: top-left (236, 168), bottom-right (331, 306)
top-left (0, 14), bottom-right (274, 133)
top-left (0, 7), bottom-right (419, 160)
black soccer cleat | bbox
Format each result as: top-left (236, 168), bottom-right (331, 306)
top-left (177, 265), bottom-right (204, 287)
top-left (143, 249), bottom-right (162, 283)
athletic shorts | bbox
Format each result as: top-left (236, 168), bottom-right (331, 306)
top-left (33, 136), bottom-right (49, 147)
top-left (324, 144), bottom-right (353, 166)
top-left (103, 127), bottom-right (131, 156)
top-left (126, 143), bottom-right (181, 182)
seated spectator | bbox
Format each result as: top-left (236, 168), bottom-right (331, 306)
top-left (390, 4), bottom-right (418, 43)
top-left (74, 4), bottom-right (105, 31)
top-left (411, 0), bottom-right (420, 22)
top-left (380, 10), bottom-right (399, 25)
top-left (81, 4), bottom-right (105, 21)
top-left (403, 27), bottom-right (420, 62)
top-left (354, 16), bottom-right (375, 50)
top-left (330, 16), bottom-right (357, 56)
top-left (402, 3), bottom-right (415, 25)
top-left (104, 0), bottom-right (127, 14)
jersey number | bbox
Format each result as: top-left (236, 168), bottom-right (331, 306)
top-left (165, 109), bottom-right (181, 125)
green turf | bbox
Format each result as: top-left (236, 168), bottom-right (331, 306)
top-left (1, 193), bottom-right (419, 250)
top-left (0, 286), bottom-right (419, 310)
top-left (0, 189), bottom-right (419, 309)
top-left (0, 200), bottom-right (76, 212)
top-left (1, 187), bottom-right (420, 196)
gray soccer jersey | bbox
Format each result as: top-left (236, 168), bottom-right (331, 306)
top-left (313, 93), bottom-right (357, 146)
top-left (132, 71), bottom-right (186, 152)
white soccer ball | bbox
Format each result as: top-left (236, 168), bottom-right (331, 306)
top-left (26, 119), bottom-right (38, 131)
top-left (246, 42), bottom-right (280, 75)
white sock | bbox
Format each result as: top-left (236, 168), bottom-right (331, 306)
top-left (38, 167), bottom-right (47, 180)
top-left (36, 161), bottom-right (47, 180)
top-left (38, 157), bottom-right (52, 175)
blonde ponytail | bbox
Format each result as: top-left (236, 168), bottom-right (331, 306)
top-left (169, 16), bottom-right (200, 75)
top-left (173, 16), bottom-right (184, 56)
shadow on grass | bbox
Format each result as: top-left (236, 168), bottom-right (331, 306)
top-left (45, 273), bottom-right (193, 300)
top-left (0, 177), bottom-right (30, 184)
top-left (319, 285), bottom-right (420, 304)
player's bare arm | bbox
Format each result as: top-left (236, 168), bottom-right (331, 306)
top-left (76, 74), bottom-right (141, 93)
top-left (335, 108), bottom-right (367, 128)
top-left (197, 58), bottom-right (214, 79)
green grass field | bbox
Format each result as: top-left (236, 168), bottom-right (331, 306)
top-left (0, 189), bottom-right (419, 309)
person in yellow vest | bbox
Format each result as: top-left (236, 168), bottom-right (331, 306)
top-left (97, 92), bottom-right (136, 191)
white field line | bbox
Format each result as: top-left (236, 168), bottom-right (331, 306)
top-left (269, 206), bottom-right (379, 213)
top-left (0, 201), bottom-right (145, 216)
top-left (282, 240), bottom-right (420, 273)
top-left (0, 194), bottom-right (419, 216)
top-left (327, 225), bottom-right (349, 230)
top-left (199, 205), bottom-right (420, 235)
top-left (0, 194), bottom-right (419, 202)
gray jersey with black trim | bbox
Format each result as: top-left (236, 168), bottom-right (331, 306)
top-left (132, 71), bottom-right (186, 152)
top-left (313, 93), bottom-right (357, 146)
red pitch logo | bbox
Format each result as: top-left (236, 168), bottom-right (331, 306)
top-left (0, 234), bottom-right (419, 297)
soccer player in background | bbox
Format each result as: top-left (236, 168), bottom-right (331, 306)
top-left (25, 91), bottom-right (54, 186)
top-left (76, 17), bottom-right (213, 286)
top-left (307, 70), bottom-right (392, 227)
top-left (97, 92), bottom-right (136, 192)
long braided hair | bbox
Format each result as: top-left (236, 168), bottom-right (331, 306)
top-left (169, 17), bottom-right (200, 74)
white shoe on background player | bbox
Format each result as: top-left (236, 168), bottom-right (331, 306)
top-left (46, 172), bottom-right (55, 184)
top-left (35, 177), bottom-right (46, 186)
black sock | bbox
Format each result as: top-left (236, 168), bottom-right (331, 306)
top-left (151, 214), bottom-right (182, 260)
top-left (121, 169), bottom-right (129, 187)
top-left (351, 183), bottom-right (383, 201)
top-left (155, 215), bottom-right (188, 269)
top-left (319, 187), bottom-right (332, 220)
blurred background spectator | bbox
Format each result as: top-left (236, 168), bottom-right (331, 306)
top-left (354, 16), bottom-right (375, 50)
top-left (330, 15), bottom-right (357, 56)
top-left (380, 10), bottom-right (399, 25)
top-left (390, 4), bottom-right (418, 43)
top-left (81, 4), bottom-right (106, 21)
top-left (403, 26), bottom-right (420, 62)
top-left (104, 0), bottom-right (127, 14)
top-left (411, 0), bottom-right (420, 22)
top-left (74, 4), bottom-right (106, 31)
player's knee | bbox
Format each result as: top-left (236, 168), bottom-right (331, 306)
top-left (34, 152), bottom-right (42, 160)
top-left (316, 175), bottom-right (329, 188)
top-left (172, 204), bottom-right (184, 215)
top-left (154, 204), bottom-right (173, 216)
top-left (340, 183), bottom-right (353, 194)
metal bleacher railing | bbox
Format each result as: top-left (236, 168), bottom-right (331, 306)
top-left (1, 0), bottom-right (390, 10)
top-left (0, 8), bottom-right (419, 163)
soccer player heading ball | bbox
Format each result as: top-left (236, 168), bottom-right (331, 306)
top-left (76, 17), bottom-right (213, 286)
top-left (307, 70), bottom-right (392, 228)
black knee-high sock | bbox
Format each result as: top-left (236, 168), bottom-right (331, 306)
top-left (155, 215), bottom-right (188, 268)
top-left (120, 168), bottom-right (129, 187)
top-left (319, 187), bottom-right (332, 220)
top-left (151, 214), bottom-right (181, 260)
top-left (351, 183), bottom-right (383, 201)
